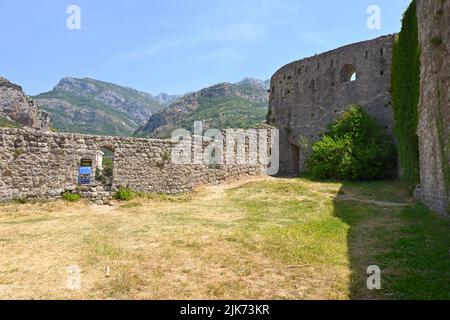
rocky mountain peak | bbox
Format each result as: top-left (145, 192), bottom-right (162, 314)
top-left (54, 77), bottom-right (98, 94)
top-left (0, 76), bottom-right (51, 130)
top-left (34, 77), bottom-right (167, 136)
top-left (136, 78), bottom-right (270, 138)
top-left (0, 77), bottom-right (23, 91)
top-left (236, 77), bottom-right (270, 90)
top-left (155, 92), bottom-right (181, 105)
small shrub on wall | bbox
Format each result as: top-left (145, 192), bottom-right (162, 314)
top-left (307, 105), bottom-right (397, 181)
top-left (63, 191), bottom-right (81, 202)
top-left (115, 187), bottom-right (133, 201)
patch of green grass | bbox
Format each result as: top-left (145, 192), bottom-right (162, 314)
top-left (263, 217), bottom-right (349, 266)
top-left (115, 188), bottom-right (133, 201)
top-left (106, 268), bottom-right (143, 297)
top-left (340, 180), bottom-right (412, 203)
top-left (135, 192), bottom-right (193, 203)
top-left (13, 197), bottom-right (28, 204)
top-left (119, 202), bottom-right (143, 209)
top-left (226, 179), bottom-right (449, 299)
top-left (334, 196), bottom-right (450, 300)
top-left (376, 204), bottom-right (450, 300)
top-left (225, 180), bottom-right (344, 265)
top-left (206, 280), bottom-right (247, 298)
top-left (1, 177), bottom-right (448, 300)
top-left (63, 191), bottom-right (81, 202)
top-left (84, 225), bottom-right (125, 265)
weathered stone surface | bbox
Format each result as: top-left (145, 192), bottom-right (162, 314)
top-left (0, 77), bottom-right (51, 131)
top-left (416, 0), bottom-right (450, 216)
top-left (0, 128), bottom-right (269, 202)
top-left (268, 36), bottom-right (395, 176)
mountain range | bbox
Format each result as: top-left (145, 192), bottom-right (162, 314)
top-left (136, 78), bottom-right (270, 138)
top-left (1, 76), bottom-right (270, 138)
top-left (34, 78), bottom-right (171, 136)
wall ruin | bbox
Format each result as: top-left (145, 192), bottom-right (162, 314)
top-left (268, 35), bottom-right (395, 176)
top-left (0, 128), bottom-right (270, 202)
top-left (416, 0), bottom-right (450, 216)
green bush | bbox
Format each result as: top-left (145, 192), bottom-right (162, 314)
top-left (307, 105), bottom-right (398, 181)
top-left (115, 187), bottom-right (133, 201)
top-left (63, 191), bottom-right (81, 202)
top-left (14, 197), bottom-right (29, 204)
top-left (391, 0), bottom-right (421, 189)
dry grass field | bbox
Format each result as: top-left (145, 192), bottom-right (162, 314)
top-left (0, 177), bottom-right (449, 300)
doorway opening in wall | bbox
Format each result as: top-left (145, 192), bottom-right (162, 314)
top-left (209, 149), bottom-right (216, 169)
top-left (95, 146), bottom-right (115, 187)
top-left (341, 64), bottom-right (357, 82)
top-left (79, 158), bottom-right (93, 185)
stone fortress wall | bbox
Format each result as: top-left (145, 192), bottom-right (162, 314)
top-left (1, 5), bottom-right (448, 216)
top-left (416, 0), bottom-right (450, 216)
top-left (0, 127), bottom-right (271, 202)
top-left (268, 35), bottom-right (395, 176)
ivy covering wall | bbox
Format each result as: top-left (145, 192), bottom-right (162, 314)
top-left (391, 0), bottom-right (421, 189)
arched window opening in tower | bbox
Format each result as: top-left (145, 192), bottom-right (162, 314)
top-left (341, 64), bottom-right (357, 82)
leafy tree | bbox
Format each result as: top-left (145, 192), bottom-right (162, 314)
top-left (307, 105), bottom-right (397, 180)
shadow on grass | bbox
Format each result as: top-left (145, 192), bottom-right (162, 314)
top-left (333, 180), bottom-right (450, 300)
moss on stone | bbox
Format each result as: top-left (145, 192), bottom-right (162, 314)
top-left (391, 0), bottom-right (421, 190)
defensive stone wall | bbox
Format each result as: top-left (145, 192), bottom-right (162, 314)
top-left (268, 35), bottom-right (395, 175)
top-left (0, 127), bottom-right (271, 202)
top-left (416, 0), bottom-right (450, 216)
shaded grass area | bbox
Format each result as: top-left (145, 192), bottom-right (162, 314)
top-left (339, 180), bottom-right (412, 203)
top-left (0, 178), bottom-right (448, 300)
top-left (375, 205), bottom-right (450, 299)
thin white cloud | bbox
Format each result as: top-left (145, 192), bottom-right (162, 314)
top-left (300, 32), bottom-right (334, 48)
top-left (110, 38), bottom-right (192, 62)
top-left (202, 21), bottom-right (266, 42)
top-left (190, 48), bottom-right (247, 63)
top-left (109, 21), bottom-right (266, 62)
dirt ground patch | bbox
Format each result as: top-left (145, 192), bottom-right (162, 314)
top-left (0, 177), bottom-right (448, 300)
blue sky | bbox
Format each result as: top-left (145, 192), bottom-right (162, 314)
top-left (0, 0), bottom-right (411, 96)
